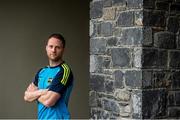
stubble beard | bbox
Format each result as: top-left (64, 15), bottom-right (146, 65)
top-left (49, 54), bottom-right (62, 62)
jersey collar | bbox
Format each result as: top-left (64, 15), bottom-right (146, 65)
top-left (47, 61), bottom-right (65, 68)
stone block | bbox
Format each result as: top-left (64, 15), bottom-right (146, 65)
top-left (120, 105), bottom-right (131, 117)
top-left (168, 107), bottom-right (180, 118)
top-left (169, 51), bottom-right (180, 68)
top-left (90, 108), bottom-right (111, 119)
top-left (90, 38), bottom-right (106, 54)
top-left (153, 71), bottom-right (171, 88)
top-left (171, 71), bottom-right (180, 89)
top-left (170, 3), bottom-right (180, 12)
top-left (154, 31), bottom-right (176, 49)
top-left (113, 28), bottom-right (122, 37)
top-left (156, 1), bottom-right (169, 11)
top-left (90, 74), bottom-right (105, 92)
top-left (175, 92), bottom-right (180, 105)
top-left (142, 70), bottom-right (152, 89)
top-left (143, 0), bottom-right (156, 9)
top-left (90, 20), bottom-right (94, 37)
top-left (103, 8), bottom-right (116, 20)
top-left (141, 49), bottom-right (167, 69)
top-left (142, 89), bottom-right (167, 118)
top-left (114, 70), bottom-right (124, 88)
top-left (90, 55), bottom-right (103, 73)
top-left (105, 80), bottom-right (114, 93)
top-left (103, 0), bottom-right (112, 7)
top-left (141, 48), bottom-right (158, 68)
top-left (115, 89), bottom-right (130, 101)
top-left (127, 0), bottom-right (143, 8)
top-left (111, 48), bottom-right (131, 68)
top-left (90, 1), bottom-right (103, 19)
top-left (117, 11), bottom-right (134, 27)
top-left (158, 50), bottom-right (168, 69)
top-left (103, 57), bottom-right (111, 69)
top-left (125, 70), bottom-right (142, 88)
top-left (90, 55), bottom-right (111, 73)
top-left (143, 10), bottom-right (166, 27)
top-left (167, 17), bottom-right (179, 33)
top-left (134, 10), bottom-right (143, 26)
top-left (156, 0), bottom-right (173, 2)
top-left (112, 0), bottom-right (126, 6)
top-left (133, 48), bottom-right (142, 68)
top-left (132, 90), bottom-right (142, 119)
top-left (114, 27), bottom-right (150, 46)
top-left (89, 91), bottom-right (98, 107)
top-left (168, 92), bottom-right (175, 106)
top-left (97, 22), bottom-right (113, 37)
top-left (90, 20), bottom-right (98, 37)
top-left (143, 27), bottom-right (153, 46)
top-left (177, 32), bottom-right (180, 49)
top-left (102, 99), bottom-right (120, 114)
top-left (106, 37), bottom-right (118, 47)
top-left (124, 105), bottom-right (131, 113)
top-left (117, 27), bottom-right (143, 46)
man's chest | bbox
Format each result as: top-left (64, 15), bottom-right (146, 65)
top-left (38, 68), bottom-right (59, 89)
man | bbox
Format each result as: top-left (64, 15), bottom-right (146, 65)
top-left (24, 33), bottom-right (74, 119)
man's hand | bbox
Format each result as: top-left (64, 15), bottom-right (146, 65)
top-left (27, 83), bottom-right (38, 92)
top-left (24, 83), bottom-right (42, 102)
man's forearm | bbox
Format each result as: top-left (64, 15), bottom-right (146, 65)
top-left (38, 90), bottom-right (59, 107)
top-left (38, 90), bottom-right (49, 106)
top-left (38, 94), bottom-right (49, 105)
top-left (24, 90), bottom-right (42, 102)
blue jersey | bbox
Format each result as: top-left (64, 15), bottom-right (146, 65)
top-left (33, 62), bottom-right (73, 119)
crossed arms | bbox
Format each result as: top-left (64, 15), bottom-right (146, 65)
top-left (24, 83), bottom-right (60, 107)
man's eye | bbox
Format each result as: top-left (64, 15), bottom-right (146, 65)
top-left (49, 45), bottom-right (53, 48)
top-left (56, 46), bottom-right (61, 49)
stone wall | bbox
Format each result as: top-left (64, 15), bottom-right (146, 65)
top-left (143, 0), bottom-right (180, 119)
top-left (90, 0), bottom-right (180, 119)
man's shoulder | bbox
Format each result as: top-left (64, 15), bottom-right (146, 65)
top-left (60, 62), bottom-right (73, 73)
top-left (36, 66), bottom-right (48, 74)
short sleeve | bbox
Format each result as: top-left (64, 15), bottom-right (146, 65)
top-left (32, 68), bottom-right (42, 86)
top-left (48, 64), bottom-right (73, 94)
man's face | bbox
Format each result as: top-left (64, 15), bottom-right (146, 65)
top-left (46, 37), bottom-right (64, 61)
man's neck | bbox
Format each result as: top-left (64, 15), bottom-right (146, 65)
top-left (49, 60), bottom-right (63, 67)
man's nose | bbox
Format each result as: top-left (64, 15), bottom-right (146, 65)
top-left (52, 47), bottom-right (56, 52)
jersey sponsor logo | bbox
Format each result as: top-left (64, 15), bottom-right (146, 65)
top-left (48, 78), bottom-right (53, 84)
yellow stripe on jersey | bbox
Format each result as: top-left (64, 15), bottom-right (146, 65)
top-left (62, 64), bottom-right (70, 85)
top-left (61, 63), bottom-right (70, 85)
top-left (61, 65), bottom-right (67, 85)
top-left (63, 64), bottom-right (70, 85)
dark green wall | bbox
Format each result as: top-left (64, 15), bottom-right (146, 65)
top-left (0, 0), bottom-right (89, 118)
